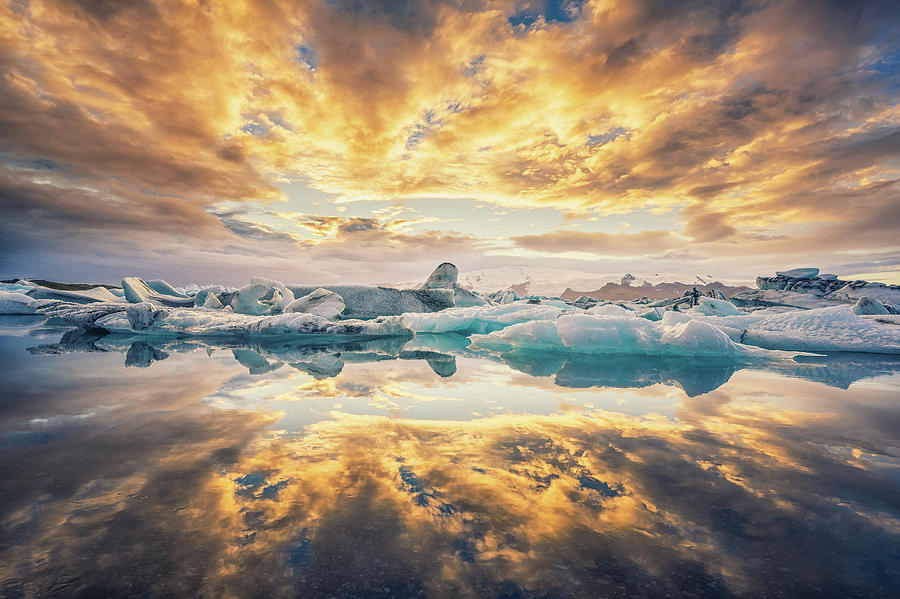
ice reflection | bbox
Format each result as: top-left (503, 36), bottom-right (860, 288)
top-left (1, 318), bottom-right (899, 597)
top-left (25, 326), bottom-right (900, 399)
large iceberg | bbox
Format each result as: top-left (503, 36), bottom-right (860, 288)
top-left (288, 285), bottom-right (453, 319)
top-left (284, 288), bottom-right (345, 319)
top-left (404, 302), bottom-right (569, 335)
top-left (122, 277), bottom-right (195, 307)
top-left (230, 277), bottom-right (295, 315)
top-left (752, 269), bottom-right (900, 306)
top-left (0, 291), bottom-right (44, 314)
top-left (469, 313), bottom-right (785, 357)
top-left (455, 300), bottom-right (900, 355)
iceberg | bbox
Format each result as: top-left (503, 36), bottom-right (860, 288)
top-left (288, 285), bottom-right (454, 319)
top-left (21, 282), bottom-right (123, 304)
top-left (754, 271), bottom-right (900, 305)
top-left (692, 296), bottom-right (742, 316)
top-left (421, 262), bottom-right (458, 289)
top-left (730, 289), bottom-right (844, 310)
top-left (0, 291), bottom-right (41, 314)
top-left (463, 302), bottom-right (900, 355)
top-left (284, 288), bottom-right (345, 319)
top-left (230, 277), bottom-right (295, 315)
top-left (122, 277), bottom-right (195, 307)
top-left (469, 312), bottom-right (781, 357)
top-left (738, 305), bottom-right (900, 353)
top-left (145, 279), bottom-right (187, 297)
top-left (403, 302), bottom-right (568, 335)
top-left (30, 299), bottom-right (413, 340)
top-left (418, 262), bottom-right (490, 308)
top-left (852, 296), bottom-right (889, 315)
top-left (202, 292), bottom-right (224, 309)
top-left (776, 268), bottom-right (819, 279)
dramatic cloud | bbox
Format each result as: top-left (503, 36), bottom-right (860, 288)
top-left (512, 229), bottom-right (678, 255)
top-left (1, 0), bottom-right (898, 281)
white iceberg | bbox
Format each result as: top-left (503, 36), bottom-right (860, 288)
top-left (230, 277), bottom-right (295, 315)
top-left (692, 296), bottom-right (742, 316)
top-left (122, 277), bottom-right (195, 307)
top-left (852, 296), bottom-right (889, 316)
top-left (0, 291), bottom-right (41, 314)
top-left (284, 288), bottom-right (345, 319)
top-left (776, 268), bottom-right (819, 279)
top-left (24, 283), bottom-right (123, 304)
top-left (469, 313), bottom-right (780, 357)
top-left (403, 301), bottom-right (568, 335)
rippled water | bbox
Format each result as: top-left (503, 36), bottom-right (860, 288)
top-left (1, 315), bottom-right (899, 598)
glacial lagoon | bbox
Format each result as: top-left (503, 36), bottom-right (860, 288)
top-left (1, 315), bottom-right (899, 598)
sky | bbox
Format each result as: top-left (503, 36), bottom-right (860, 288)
top-left (1, 0), bottom-right (899, 286)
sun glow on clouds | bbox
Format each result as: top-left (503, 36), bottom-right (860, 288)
top-left (1, 0), bottom-right (899, 282)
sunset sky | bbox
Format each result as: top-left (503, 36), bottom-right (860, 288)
top-left (1, 0), bottom-right (898, 286)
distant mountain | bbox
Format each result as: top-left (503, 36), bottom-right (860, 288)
top-left (452, 267), bottom-right (752, 298)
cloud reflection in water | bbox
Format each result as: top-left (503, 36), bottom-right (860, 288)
top-left (1, 318), bottom-right (898, 597)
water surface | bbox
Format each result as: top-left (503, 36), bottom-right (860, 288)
top-left (1, 316), bottom-right (899, 598)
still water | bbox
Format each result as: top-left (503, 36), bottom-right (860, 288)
top-left (1, 315), bottom-right (899, 598)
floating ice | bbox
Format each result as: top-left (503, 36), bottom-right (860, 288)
top-left (418, 262), bottom-right (489, 308)
top-left (122, 277), bottom-right (195, 307)
top-left (852, 296), bottom-right (889, 316)
top-left (421, 262), bottom-right (459, 289)
top-left (587, 303), bottom-right (633, 316)
top-left (730, 289), bottom-right (844, 310)
top-left (0, 291), bottom-right (40, 314)
top-left (146, 279), bottom-right (187, 297)
top-left (230, 277), bottom-right (295, 315)
top-left (739, 305), bottom-right (900, 353)
top-left (692, 296), bottom-right (742, 316)
top-left (404, 302), bottom-right (568, 335)
top-left (126, 303), bottom-right (168, 330)
top-left (24, 283), bottom-right (122, 304)
top-left (776, 268), bottom-right (819, 279)
top-left (284, 288), bottom-right (345, 319)
top-left (202, 292), bottom-right (224, 309)
top-left (289, 285), bottom-right (454, 319)
top-left (469, 313), bottom-right (779, 357)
